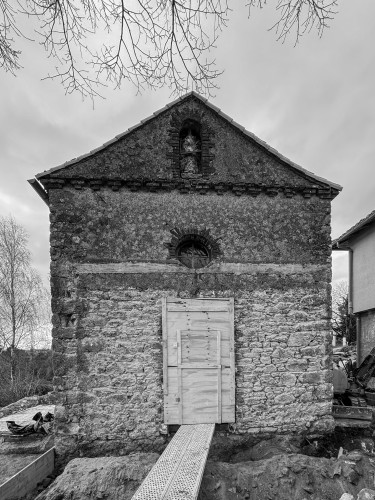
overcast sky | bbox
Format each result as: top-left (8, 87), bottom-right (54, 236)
top-left (1, 1), bottom-right (374, 289)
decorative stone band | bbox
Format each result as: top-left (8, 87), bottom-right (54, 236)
top-left (75, 261), bottom-right (328, 275)
top-left (41, 178), bottom-right (339, 200)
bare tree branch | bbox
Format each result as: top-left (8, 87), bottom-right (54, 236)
top-left (331, 281), bottom-right (356, 344)
top-left (1, 1), bottom-right (338, 99)
top-left (0, 0), bottom-right (22, 72)
top-left (247, 0), bottom-right (338, 43)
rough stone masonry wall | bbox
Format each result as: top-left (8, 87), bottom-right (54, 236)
top-left (49, 187), bottom-right (333, 459)
top-left (235, 282), bottom-right (332, 437)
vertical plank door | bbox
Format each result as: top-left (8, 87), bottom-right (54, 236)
top-left (163, 298), bottom-right (235, 425)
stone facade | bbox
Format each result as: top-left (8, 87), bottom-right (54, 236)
top-left (32, 93), bottom-right (341, 460)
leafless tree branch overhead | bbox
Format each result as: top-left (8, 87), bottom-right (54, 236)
top-left (246, 0), bottom-right (338, 42)
top-left (1, 1), bottom-right (338, 98)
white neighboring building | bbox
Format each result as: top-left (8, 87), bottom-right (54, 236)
top-left (333, 210), bottom-right (375, 363)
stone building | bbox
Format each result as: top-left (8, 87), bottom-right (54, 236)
top-left (333, 210), bottom-right (375, 363)
top-left (30, 92), bottom-right (341, 459)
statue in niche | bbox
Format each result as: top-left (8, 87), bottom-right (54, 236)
top-left (183, 131), bottom-right (199, 154)
top-left (180, 127), bottom-right (201, 177)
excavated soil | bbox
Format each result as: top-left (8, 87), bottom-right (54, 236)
top-left (31, 430), bottom-right (375, 500)
top-left (200, 452), bottom-right (375, 500)
top-left (31, 450), bottom-right (375, 500)
top-left (33, 453), bottom-right (160, 500)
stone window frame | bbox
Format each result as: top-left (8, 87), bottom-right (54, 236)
top-left (165, 227), bottom-right (221, 268)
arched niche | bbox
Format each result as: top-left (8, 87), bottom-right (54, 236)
top-left (179, 119), bottom-right (202, 178)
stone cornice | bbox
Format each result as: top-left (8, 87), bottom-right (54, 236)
top-left (40, 177), bottom-right (339, 200)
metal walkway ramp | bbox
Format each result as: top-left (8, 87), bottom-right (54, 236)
top-left (132, 424), bottom-right (215, 500)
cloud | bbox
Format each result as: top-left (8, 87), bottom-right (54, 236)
top-left (2, 0), bottom-right (375, 292)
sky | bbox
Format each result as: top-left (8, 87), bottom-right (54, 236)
top-left (1, 1), bottom-right (374, 291)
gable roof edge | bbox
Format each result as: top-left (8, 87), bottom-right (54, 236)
top-left (35, 91), bottom-right (342, 191)
top-left (333, 209), bottom-right (375, 247)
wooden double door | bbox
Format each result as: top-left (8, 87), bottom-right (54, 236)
top-left (162, 298), bottom-right (235, 425)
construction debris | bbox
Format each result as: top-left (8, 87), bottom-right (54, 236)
top-left (6, 412), bottom-right (54, 436)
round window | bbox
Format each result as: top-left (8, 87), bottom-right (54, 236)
top-left (176, 239), bottom-right (211, 269)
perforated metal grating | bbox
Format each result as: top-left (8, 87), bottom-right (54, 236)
top-left (132, 424), bottom-right (215, 500)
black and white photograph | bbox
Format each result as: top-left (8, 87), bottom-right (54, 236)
top-left (1, 2), bottom-right (375, 499)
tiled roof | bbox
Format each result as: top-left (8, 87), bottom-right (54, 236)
top-left (333, 209), bottom-right (375, 247)
top-left (35, 91), bottom-right (342, 190)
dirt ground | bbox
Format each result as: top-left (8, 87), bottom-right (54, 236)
top-left (32, 449), bottom-right (375, 500)
top-left (200, 451), bottom-right (375, 500)
top-left (32, 429), bottom-right (375, 500)
top-left (3, 400), bottom-right (375, 500)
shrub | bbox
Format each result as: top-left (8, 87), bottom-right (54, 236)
top-left (0, 349), bottom-right (54, 407)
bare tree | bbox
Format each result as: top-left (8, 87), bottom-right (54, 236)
top-left (0, 215), bottom-right (50, 383)
top-left (1, 1), bottom-right (337, 99)
top-left (332, 281), bottom-right (356, 345)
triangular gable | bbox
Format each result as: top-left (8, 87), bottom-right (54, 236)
top-left (31, 92), bottom-right (342, 201)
